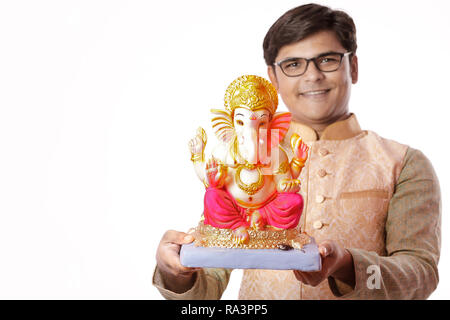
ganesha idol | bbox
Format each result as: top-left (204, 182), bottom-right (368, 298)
top-left (184, 75), bottom-right (315, 256)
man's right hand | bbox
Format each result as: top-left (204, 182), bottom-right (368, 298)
top-left (156, 230), bottom-right (200, 293)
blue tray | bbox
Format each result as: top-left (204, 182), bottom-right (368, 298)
top-left (180, 241), bottom-right (321, 271)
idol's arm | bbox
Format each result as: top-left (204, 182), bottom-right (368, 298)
top-left (192, 160), bottom-right (206, 183)
top-left (289, 133), bottom-right (309, 179)
top-left (273, 147), bottom-right (300, 193)
top-left (189, 127), bottom-right (207, 183)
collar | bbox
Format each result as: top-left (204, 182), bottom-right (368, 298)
top-left (287, 113), bottom-right (362, 142)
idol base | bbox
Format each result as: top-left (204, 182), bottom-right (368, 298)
top-left (180, 240), bottom-right (321, 271)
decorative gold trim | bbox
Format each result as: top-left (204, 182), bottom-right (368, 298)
top-left (235, 163), bottom-right (264, 195)
top-left (198, 127), bottom-right (207, 146)
top-left (229, 136), bottom-right (240, 164)
top-left (235, 191), bottom-right (277, 209)
top-left (274, 160), bottom-right (289, 175)
top-left (291, 157), bottom-right (305, 169)
top-left (211, 109), bottom-right (235, 143)
top-left (190, 127), bottom-right (207, 163)
top-left (191, 153), bottom-right (204, 162)
top-left (290, 133), bottom-right (301, 151)
top-left (278, 178), bottom-right (301, 191)
top-left (224, 75), bottom-right (278, 116)
top-left (192, 223), bottom-right (311, 249)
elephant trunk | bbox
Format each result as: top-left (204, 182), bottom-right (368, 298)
top-left (238, 127), bottom-right (269, 165)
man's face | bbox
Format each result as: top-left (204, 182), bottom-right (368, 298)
top-left (268, 30), bottom-right (358, 127)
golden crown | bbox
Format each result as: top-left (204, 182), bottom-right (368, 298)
top-left (224, 75), bottom-right (278, 116)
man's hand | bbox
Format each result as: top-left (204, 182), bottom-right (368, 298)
top-left (156, 230), bottom-right (200, 293)
top-left (293, 240), bottom-right (355, 288)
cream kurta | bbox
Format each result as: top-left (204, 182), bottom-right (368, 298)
top-left (153, 114), bottom-right (441, 300)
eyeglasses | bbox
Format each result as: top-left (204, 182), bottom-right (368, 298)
top-left (274, 51), bottom-right (352, 77)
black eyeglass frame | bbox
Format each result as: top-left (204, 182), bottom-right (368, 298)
top-left (274, 51), bottom-right (352, 77)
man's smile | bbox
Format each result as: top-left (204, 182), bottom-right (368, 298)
top-left (299, 88), bottom-right (331, 97)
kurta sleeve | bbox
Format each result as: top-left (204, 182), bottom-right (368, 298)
top-left (328, 147), bottom-right (441, 299)
top-left (153, 266), bottom-right (232, 300)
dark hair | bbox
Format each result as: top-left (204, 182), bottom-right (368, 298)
top-left (263, 3), bottom-right (357, 66)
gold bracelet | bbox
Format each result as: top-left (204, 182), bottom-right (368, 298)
top-left (191, 153), bottom-right (204, 162)
top-left (218, 163), bottom-right (228, 176)
top-left (291, 157), bottom-right (305, 169)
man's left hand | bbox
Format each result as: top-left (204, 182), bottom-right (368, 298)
top-left (293, 240), bottom-right (355, 288)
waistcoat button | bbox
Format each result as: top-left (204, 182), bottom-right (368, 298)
top-left (319, 148), bottom-right (329, 156)
top-left (315, 195), bottom-right (325, 203)
top-left (313, 220), bottom-right (324, 230)
top-left (317, 169), bottom-right (327, 177)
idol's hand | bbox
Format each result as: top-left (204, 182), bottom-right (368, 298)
top-left (156, 230), bottom-right (200, 293)
top-left (189, 127), bottom-right (207, 161)
top-left (291, 134), bottom-right (309, 162)
top-left (278, 179), bottom-right (301, 193)
top-left (293, 240), bottom-right (355, 289)
top-left (205, 157), bottom-right (220, 187)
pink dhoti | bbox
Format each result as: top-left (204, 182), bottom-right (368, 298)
top-left (203, 187), bottom-right (303, 230)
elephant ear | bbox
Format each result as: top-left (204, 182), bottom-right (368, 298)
top-left (269, 112), bottom-right (291, 148)
top-left (211, 109), bottom-right (235, 143)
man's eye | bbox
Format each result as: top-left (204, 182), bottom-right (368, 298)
top-left (284, 60), bottom-right (303, 69)
top-left (318, 56), bottom-right (339, 64)
top-left (259, 121), bottom-right (267, 127)
top-left (286, 62), bottom-right (298, 68)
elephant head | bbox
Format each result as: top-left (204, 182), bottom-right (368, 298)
top-left (211, 75), bottom-right (291, 165)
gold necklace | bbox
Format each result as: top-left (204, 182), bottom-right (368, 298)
top-left (235, 163), bottom-right (264, 195)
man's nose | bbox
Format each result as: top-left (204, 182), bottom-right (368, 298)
top-left (303, 60), bottom-right (325, 82)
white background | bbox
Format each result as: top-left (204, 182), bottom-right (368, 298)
top-left (0, 0), bottom-right (448, 299)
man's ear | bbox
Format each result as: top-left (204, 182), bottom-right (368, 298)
top-left (350, 55), bottom-right (358, 84)
top-left (267, 66), bottom-right (279, 90)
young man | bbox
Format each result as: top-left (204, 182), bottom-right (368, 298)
top-left (153, 3), bottom-right (441, 299)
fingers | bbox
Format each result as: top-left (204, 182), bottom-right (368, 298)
top-left (318, 240), bottom-right (334, 258)
top-left (206, 158), bottom-right (219, 186)
top-left (292, 240), bottom-right (337, 287)
top-left (206, 158), bottom-right (212, 170)
top-left (162, 230), bottom-right (195, 245)
top-left (157, 230), bottom-right (200, 277)
top-left (188, 133), bottom-right (205, 154)
top-left (290, 180), bottom-right (300, 190)
top-left (206, 157), bottom-right (218, 170)
top-left (293, 139), bottom-right (309, 159)
top-left (300, 140), bottom-right (309, 151)
top-left (188, 139), bottom-right (196, 153)
top-left (206, 158), bottom-right (219, 185)
top-left (293, 270), bottom-right (305, 282)
top-left (211, 157), bottom-right (218, 167)
top-left (279, 180), bottom-right (300, 193)
top-left (196, 127), bottom-right (207, 145)
top-left (293, 270), bottom-right (324, 287)
top-left (286, 181), bottom-right (295, 192)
